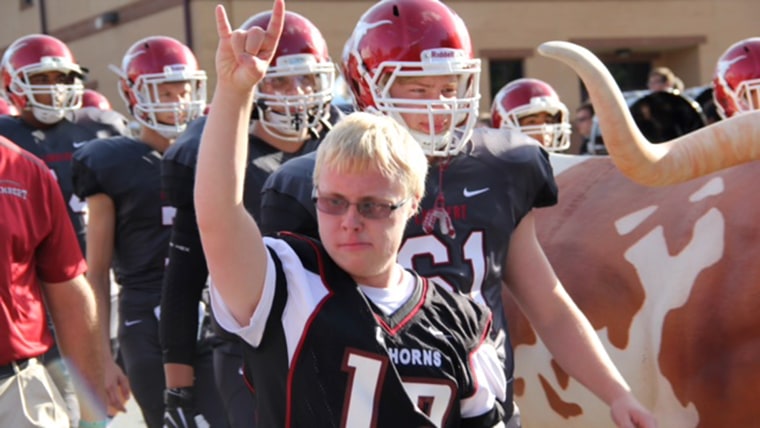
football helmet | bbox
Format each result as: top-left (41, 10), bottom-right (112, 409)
top-left (81, 88), bottom-right (112, 110)
top-left (111, 36), bottom-right (206, 138)
top-left (1, 34), bottom-right (85, 124)
top-left (342, 0), bottom-right (481, 157)
top-left (713, 37), bottom-right (760, 119)
top-left (241, 11), bottom-right (335, 142)
top-left (491, 78), bottom-right (571, 152)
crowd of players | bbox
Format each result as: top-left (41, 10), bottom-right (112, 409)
top-left (1, 0), bottom-right (759, 427)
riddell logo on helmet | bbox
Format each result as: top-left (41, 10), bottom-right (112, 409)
top-left (276, 54), bottom-right (316, 68)
top-left (421, 49), bottom-right (465, 62)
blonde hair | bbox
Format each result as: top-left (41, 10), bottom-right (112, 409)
top-left (314, 112), bottom-right (428, 200)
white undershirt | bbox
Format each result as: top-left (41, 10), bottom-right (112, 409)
top-left (358, 268), bottom-right (415, 316)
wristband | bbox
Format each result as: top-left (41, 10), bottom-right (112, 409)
top-left (165, 386), bottom-right (194, 407)
top-left (78, 420), bottom-right (108, 428)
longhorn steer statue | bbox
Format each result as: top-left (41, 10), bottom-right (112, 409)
top-left (506, 42), bottom-right (760, 427)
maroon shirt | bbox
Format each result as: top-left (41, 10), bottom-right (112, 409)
top-left (0, 136), bottom-right (87, 365)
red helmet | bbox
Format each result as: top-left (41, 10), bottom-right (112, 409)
top-left (241, 11), bottom-right (334, 141)
top-left (491, 78), bottom-right (571, 152)
top-left (81, 89), bottom-right (112, 110)
top-left (1, 34), bottom-right (84, 123)
top-left (111, 36), bottom-right (206, 138)
top-left (0, 97), bottom-right (18, 116)
top-left (342, 0), bottom-right (481, 157)
top-left (713, 37), bottom-right (760, 119)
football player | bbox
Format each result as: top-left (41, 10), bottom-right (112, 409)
top-left (71, 36), bottom-right (220, 428)
top-left (81, 88), bottom-right (112, 110)
top-left (490, 78), bottom-right (572, 152)
top-left (158, 9), bottom-right (341, 428)
top-left (261, 1), bottom-right (657, 427)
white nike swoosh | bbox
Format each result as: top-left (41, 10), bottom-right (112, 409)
top-left (72, 141), bottom-right (86, 148)
top-left (463, 187), bottom-right (490, 198)
top-left (124, 319), bottom-right (142, 327)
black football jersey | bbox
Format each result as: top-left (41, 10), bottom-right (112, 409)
top-left (213, 233), bottom-right (503, 428)
top-left (260, 151), bottom-right (318, 238)
top-left (258, 127), bottom-right (558, 407)
top-left (162, 110), bottom-right (339, 219)
top-left (71, 136), bottom-right (172, 289)
top-left (397, 128), bottom-right (558, 390)
top-left (0, 111), bottom-right (128, 251)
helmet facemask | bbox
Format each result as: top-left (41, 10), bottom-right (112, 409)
top-left (367, 49), bottom-right (481, 157)
top-left (734, 77), bottom-right (760, 114)
top-left (124, 64), bottom-right (207, 139)
top-left (498, 99), bottom-right (571, 152)
top-left (254, 54), bottom-right (335, 142)
top-left (9, 56), bottom-right (84, 124)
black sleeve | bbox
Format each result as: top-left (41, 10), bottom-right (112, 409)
top-left (531, 146), bottom-right (559, 208)
top-left (260, 189), bottom-right (319, 240)
top-left (71, 147), bottom-right (106, 198)
top-left (159, 206), bottom-right (209, 365)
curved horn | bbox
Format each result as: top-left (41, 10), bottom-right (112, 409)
top-left (538, 41), bottom-right (760, 186)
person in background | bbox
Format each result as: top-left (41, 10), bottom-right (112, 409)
top-left (574, 101), bottom-right (598, 154)
top-left (647, 66), bottom-right (683, 94)
top-left (81, 89), bottom-right (112, 110)
top-left (159, 9), bottom-right (340, 427)
top-left (0, 33), bottom-right (128, 427)
top-left (262, 0), bottom-right (658, 426)
top-left (71, 36), bottom-right (219, 428)
top-left (0, 135), bottom-right (106, 428)
top-left (490, 77), bottom-right (572, 152)
top-left (195, 4), bottom-right (507, 425)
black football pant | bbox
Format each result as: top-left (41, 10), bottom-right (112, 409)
top-left (119, 288), bottom-right (229, 428)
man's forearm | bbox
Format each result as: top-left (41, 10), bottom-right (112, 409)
top-left (43, 276), bottom-right (108, 423)
top-left (87, 270), bottom-right (113, 356)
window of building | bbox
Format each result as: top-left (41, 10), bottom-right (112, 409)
top-left (579, 60), bottom-right (651, 102)
top-left (488, 59), bottom-right (524, 100)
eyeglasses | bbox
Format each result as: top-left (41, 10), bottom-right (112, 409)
top-left (312, 192), bottom-right (410, 220)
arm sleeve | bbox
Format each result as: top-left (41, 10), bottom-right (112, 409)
top-left (159, 206), bottom-right (209, 365)
top-left (71, 149), bottom-right (106, 199)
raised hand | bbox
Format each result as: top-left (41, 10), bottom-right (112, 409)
top-left (213, 0), bottom-right (285, 92)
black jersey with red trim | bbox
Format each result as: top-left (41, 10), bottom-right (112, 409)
top-left (258, 127), bottom-right (558, 411)
top-left (397, 128), bottom-right (558, 394)
top-left (212, 233), bottom-right (504, 427)
top-left (0, 112), bottom-right (127, 251)
top-left (71, 136), bottom-right (172, 290)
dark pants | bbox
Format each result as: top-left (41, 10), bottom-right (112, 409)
top-left (213, 340), bottom-right (256, 428)
top-left (119, 288), bottom-right (228, 428)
